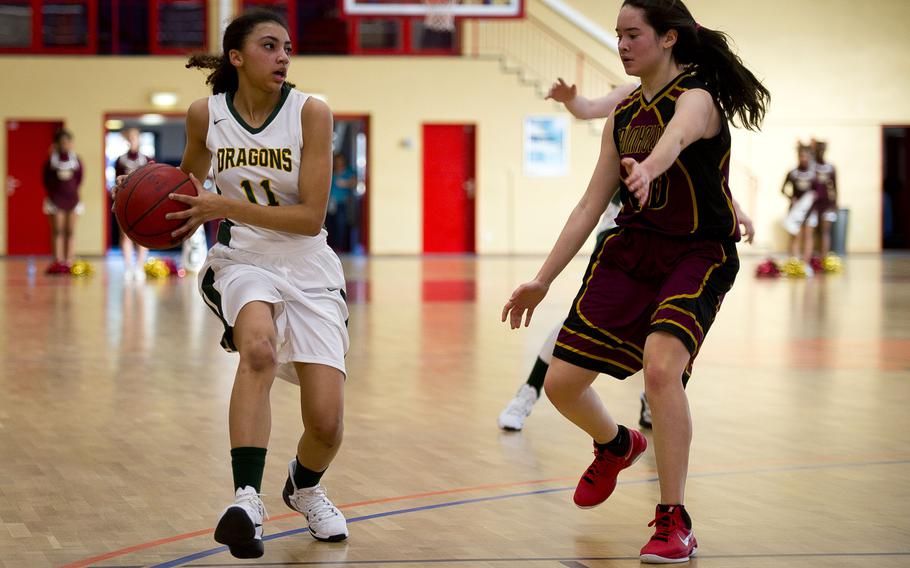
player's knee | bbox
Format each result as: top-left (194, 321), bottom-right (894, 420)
top-left (543, 374), bottom-right (571, 407)
top-left (239, 337), bottom-right (278, 375)
top-left (307, 416), bottom-right (343, 449)
top-left (643, 359), bottom-right (682, 394)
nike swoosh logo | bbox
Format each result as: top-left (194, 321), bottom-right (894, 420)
top-left (214, 118), bottom-right (228, 125)
top-left (679, 533), bottom-right (692, 546)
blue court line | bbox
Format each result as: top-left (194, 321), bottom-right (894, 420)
top-left (145, 458), bottom-right (910, 568)
top-left (184, 551), bottom-right (910, 566)
top-left (149, 486), bottom-right (575, 568)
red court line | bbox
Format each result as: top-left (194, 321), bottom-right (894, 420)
top-left (59, 476), bottom-right (575, 568)
top-left (62, 453), bottom-right (910, 568)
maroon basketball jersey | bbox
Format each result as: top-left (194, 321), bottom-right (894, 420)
top-left (612, 71), bottom-right (740, 241)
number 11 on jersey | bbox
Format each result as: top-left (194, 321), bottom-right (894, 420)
top-left (241, 179), bottom-right (280, 206)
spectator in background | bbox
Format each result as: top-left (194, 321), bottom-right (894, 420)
top-left (327, 153), bottom-right (356, 252)
top-left (781, 143), bottom-right (817, 276)
top-left (114, 128), bottom-right (151, 281)
top-left (811, 140), bottom-right (839, 260)
top-left (43, 129), bottom-right (83, 274)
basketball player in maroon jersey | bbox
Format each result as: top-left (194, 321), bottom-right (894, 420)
top-left (499, 78), bottom-right (755, 432)
top-left (43, 129), bottom-right (83, 274)
top-left (114, 128), bottom-right (151, 281)
top-left (502, 0), bottom-right (769, 562)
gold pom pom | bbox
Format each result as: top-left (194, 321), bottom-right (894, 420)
top-left (144, 258), bottom-right (171, 279)
top-left (823, 254), bottom-right (843, 273)
top-left (781, 258), bottom-right (807, 278)
top-left (70, 259), bottom-right (94, 277)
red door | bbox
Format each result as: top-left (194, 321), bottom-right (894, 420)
top-left (423, 124), bottom-right (476, 253)
top-left (6, 120), bottom-right (62, 255)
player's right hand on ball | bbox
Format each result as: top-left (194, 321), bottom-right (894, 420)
top-left (502, 279), bottom-right (549, 329)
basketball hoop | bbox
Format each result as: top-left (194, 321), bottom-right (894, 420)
top-left (424, 0), bottom-right (456, 32)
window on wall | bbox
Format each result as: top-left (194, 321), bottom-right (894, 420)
top-left (152, 0), bottom-right (206, 54)
top-left (296, 0), bottom-right (346, 54)
top-left (42, 2), bottom-right (90, 47)
top-left (0, 2), bottom-right (31, 48)
top-left (349, 16), bottom-right (458, 55)
top-left (0, 0), bottom-right (96, 53)
top-left (0, 0), bottom-right (205, 54)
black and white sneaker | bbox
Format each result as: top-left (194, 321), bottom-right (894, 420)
top-left (639, 391), bottom-right (652, 429)
top-left (214, 486), bottom-right (266, 558)
top-left (283, 460), bottom-right (348, 542)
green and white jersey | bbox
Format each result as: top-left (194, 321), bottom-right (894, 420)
top-left (207, 83), bottom-right (325, 253)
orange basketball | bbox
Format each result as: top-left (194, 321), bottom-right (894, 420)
top-left (113, 163), bottom-right (197, 250)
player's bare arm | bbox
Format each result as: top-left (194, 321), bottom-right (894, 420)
top-left (502, 115), bottom-right (622, 329)
top-left (621, 88), bottom-right (719, 205)
top-left (549, 79), bottom-right (637, 120)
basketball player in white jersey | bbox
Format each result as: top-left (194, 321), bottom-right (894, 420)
top-left (116, 11), bottom-right (349, 558)
top-left (499, 78), bottom-right (754, 431)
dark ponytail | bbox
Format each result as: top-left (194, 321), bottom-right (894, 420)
top-left (622, 0), bottom-right (770, 131)
top-left (186, 9), bottom-right (294, 94)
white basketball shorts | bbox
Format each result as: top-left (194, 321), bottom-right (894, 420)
top-left (198, 241), bottom-right (349, 384)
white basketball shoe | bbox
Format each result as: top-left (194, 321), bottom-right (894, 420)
top-left (283, 460), bottom-right (348, 542)
top-left (214, 486), bottom-right (266, 558)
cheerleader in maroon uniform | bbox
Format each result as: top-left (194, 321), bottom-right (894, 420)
top-left (811, 140), bottom-right (839, 262)
top-left (781, 143), bottom-right (817, 276)
top-left (502, 0), bottom-right (769, 562)
top-left (43, 129), bottom-right (83, 274)
top-left (114, 128), bottom-right (151, 281)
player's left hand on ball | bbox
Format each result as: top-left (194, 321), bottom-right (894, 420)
top-left (621, 157), bottom-right (651, 207)
top-left (166, 173), bottom-right (220, 239)
top-left (502, 280), bottom-right (549, 329)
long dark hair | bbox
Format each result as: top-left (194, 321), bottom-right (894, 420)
top-left (186, 10), bottom-right (294, 94)
top-left (622, 0), bottom-right (770, 131)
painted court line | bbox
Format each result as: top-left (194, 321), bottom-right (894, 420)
top-left (60, 477), bottom-right (575, 568)
top-left (181, 551), bottom-right (910, 566)
top-left (67, 458), bottom-right (910, 568)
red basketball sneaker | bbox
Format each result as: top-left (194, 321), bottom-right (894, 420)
top-left (639, 504), bottom-right (697, 564)
top-left (573, 428), bottom-right (647, 508)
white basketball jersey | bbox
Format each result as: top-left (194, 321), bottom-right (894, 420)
top-left (206, 84), bottom-right (327, 253)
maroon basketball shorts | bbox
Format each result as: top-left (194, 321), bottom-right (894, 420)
top-left (554, 228), bottom-right (739, 383)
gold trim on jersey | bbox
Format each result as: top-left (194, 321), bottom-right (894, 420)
top-left (718, 148), bottom-right (737, 237)
top-left (572, 229), bottom-right (646, 358)
top-left (673, 159), bottom-right (699, 233)
top-left (639, 71), bottom-right (695, 111)
top-left (651, 318), bottom-right (698, 349)
top-left (660, 243), bottom-right (728, 304)
top-left (653, 303), bottom-right (705, 339)
top-left (554, 341), bottom-right (638, 374)
top-left (560, 325), bottom-right (644, 364)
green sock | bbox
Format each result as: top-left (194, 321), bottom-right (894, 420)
top-left (231, 447), bottom-right (267, 493)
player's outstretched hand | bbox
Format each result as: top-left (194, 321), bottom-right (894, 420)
top-left (546, 78), bottom-right (577, 104)
top-left (621, 157), bottom-right (651, 208)
top-left (502, 279), bottom-right (549, 329)
top-left (739, 209), bottom-right (755, 244)
top-left (166, 173), bottom-right (221, 239)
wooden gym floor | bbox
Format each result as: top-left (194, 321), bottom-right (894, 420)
top-left (1, 253), bottom-right (908, 568)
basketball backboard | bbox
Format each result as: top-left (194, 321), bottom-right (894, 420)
top-left (342, 0), bottom-right (524, 18)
